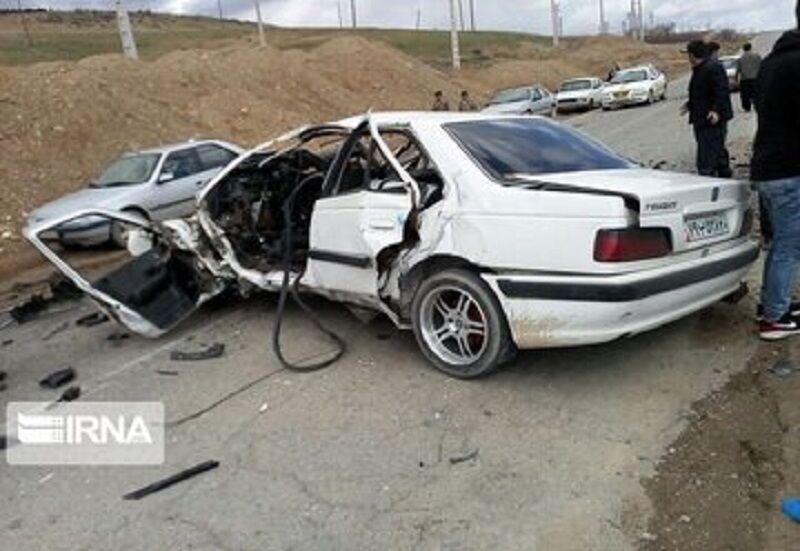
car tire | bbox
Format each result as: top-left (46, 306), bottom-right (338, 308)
top-left (648, 90), bottom-right (655, 104)
top-left (411, 269), bottom-right (516, 379)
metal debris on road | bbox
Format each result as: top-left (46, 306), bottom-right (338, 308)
top-left (76, 312), bottom-right (110, 328)
top-left (768, 358), bottom-right (796, 379)
top-left (123, 460), bottom-right (220, 500)
top-left (155, 370), bottom-right (179, 376)
top-left (107, 332), bottom-right (131, 342)
top-left (170, 342), bottom-right (225, 362)
top-left (42, 321), bottom-right (69, 341)
top-left (449, 448), bottom-right (479, 465)
top-left (38, 367), bottom-right (76, 389)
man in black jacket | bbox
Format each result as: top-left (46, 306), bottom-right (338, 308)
top-left (754, 2), bottom-right (800, 340)
top-left (682, 40), bottom-right (734, 178)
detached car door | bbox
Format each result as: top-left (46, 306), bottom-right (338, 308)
top-left (302, 119), bottom-right (419, 306)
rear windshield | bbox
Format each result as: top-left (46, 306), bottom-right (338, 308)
top-left (444, 118), bottom-right (632, 179)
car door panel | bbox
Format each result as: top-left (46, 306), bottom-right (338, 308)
top-left (303, 117), bottom-right (419, 305)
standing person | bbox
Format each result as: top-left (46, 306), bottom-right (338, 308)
top-left (432, 91), bottom-right (450, 112)
top-left (607, 62), bottom-right (621, 82)
top-left (708, 41), bottom-right (722, 61)
top-left (458, 90), bottom-right (478, 112)
top-left (682, 40), bottom-right (734, 178)
top-left (737, 42), bottom-right (762, 112)
top-left (753, 3), bottom-right (800, 340)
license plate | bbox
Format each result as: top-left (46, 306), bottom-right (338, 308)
top-left (685, 213), bottom-right (729, 242)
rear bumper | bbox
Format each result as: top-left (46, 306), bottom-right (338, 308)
top-left (483, 240), bottom-right (759, 349)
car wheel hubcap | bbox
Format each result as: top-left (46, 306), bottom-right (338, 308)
top-left (420, 286), bottom-right (488, 366)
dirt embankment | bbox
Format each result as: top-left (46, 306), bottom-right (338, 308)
top-left (0, 34), bottom-right (683, 284)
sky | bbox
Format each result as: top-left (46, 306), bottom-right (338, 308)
top-left (14, 0), bottom-right (799, 35)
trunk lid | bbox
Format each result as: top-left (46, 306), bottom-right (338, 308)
top-left (513, 168), bottom-right (750, 253)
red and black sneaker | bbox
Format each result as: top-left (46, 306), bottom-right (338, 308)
top-left (756, 302), bottom-right (800, 322)
top-left (760, 313), bottom-right (800, 341)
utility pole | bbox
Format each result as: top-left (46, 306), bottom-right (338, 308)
top-left (550, 0), bottom-right (560, 47)
top-left (16, 0), bottom-right (34, 47)
top-left (448, 0), bottom-right (461, 69)
top-left (415, 8), bottom-right (421, 30)
top-left (639, 0), bottom-right (646, 41)
top-left (598, 0), bottom-right (608, 35)
top-left (350, 0), bottom-right (357, 28)
top-left (337, 1), bottom-right (343, 28)
top-left (253, 0), bottom-right (266, 47)
top-left (114, 0), bottom-right (138, 60)
top-left (469, 0), bottom-right (476, 31)
top-left (217, 0), bottom-right (223, 20)
top-left (458, 0), bottom-right (465, 31)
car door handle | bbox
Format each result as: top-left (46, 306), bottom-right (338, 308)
top-left (366, 218), bottom-right (396, 230)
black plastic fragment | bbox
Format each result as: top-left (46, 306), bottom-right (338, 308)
top-left (76, 312), bottom-right (110, 328)
top-left (449, 449), bottom-right (479, 465)
top-left (107, 332), bottom-right (131, 342)
top-left (57, 386), bottom-right (81, 403)
top-left (170, 343), bottom-right (225, 362)
top-left (155, 370), bottom-right (179, 376)
top-left (39, 367), bottom-right (76, 390)
top-left (1, 339), bottom-right (12, 347)
top-left (10, 294), bottom-right (48, 324)
top-left (123, 460), bottom-right (220, 500)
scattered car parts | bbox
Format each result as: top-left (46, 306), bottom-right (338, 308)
top-left (123, 460), bottom-right (220, 500)
top-left (170, 342), bottom-right (225, 362)
top-left (38, 367), bottom-right (76, 390)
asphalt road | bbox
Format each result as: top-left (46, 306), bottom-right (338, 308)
top-left (0, 33), bottom-right (782, 551)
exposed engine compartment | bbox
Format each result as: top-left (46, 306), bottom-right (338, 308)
top-left (202, 145), bottom-right (337, 272)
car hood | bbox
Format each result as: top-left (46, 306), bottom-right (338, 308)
top-left (482, 101), bottom-right (530, 114)
top-left (604, 82), bottom-right (650, 94)
top-left (27, 186), bottom-right (140, 225)
top-left (557, 90), bottom-right (593, 100)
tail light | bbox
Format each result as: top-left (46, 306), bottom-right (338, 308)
top-left (594, 228), bottom-right (672, 262)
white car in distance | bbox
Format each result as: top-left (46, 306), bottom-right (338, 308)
top-left (556, 77), bottom-right (605, 113)
top-left (26, 113), bottom-right (758, 379)
top-left (603, 65), bottom-right (668, 110)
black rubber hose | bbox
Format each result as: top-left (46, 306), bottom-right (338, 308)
top-left (271, 174), bottom-right (346, 372)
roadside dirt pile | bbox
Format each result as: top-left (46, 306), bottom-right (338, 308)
top-left (0, 34), bottom-right (681, 280)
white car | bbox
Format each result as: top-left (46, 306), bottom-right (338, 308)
top-left (556, 77), bottom-right (605, 113)
top-left (602, 65), bottom-right (668, 110)
top-left (482, 85), bottom-right (556, 117)
top-left (720, 55), bottom-right (740, 91)
top-left (26, 140), bottom-right (243, 247)
top-left (25, 113), bottom-right (758, 379)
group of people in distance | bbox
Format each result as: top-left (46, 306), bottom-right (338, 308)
top-left (431, 90), bottom-right (478, 112)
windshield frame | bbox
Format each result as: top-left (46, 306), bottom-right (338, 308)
top-left (442, 117), bottom-right (634, 183)
top-left (91, 152), bottom-right (162, 188)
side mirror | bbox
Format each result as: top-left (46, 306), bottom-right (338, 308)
top-left (158, 172), bottom-right (174, 184)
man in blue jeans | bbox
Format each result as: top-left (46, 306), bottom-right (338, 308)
top-left (755, 1), bottom-right (800, 340)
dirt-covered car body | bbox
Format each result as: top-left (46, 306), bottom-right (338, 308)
top-left (25, 112), bottom-right (758, 378)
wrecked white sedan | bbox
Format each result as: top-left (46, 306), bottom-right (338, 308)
top-left (25, 112), bottom-right (759, 378)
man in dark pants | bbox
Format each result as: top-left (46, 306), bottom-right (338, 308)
top-left (737, 43), bottom-right (762, 112)
top-left (754, 2), bottom-right (800, 340)
top-left (682, 40), bottom-right (734, 178)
